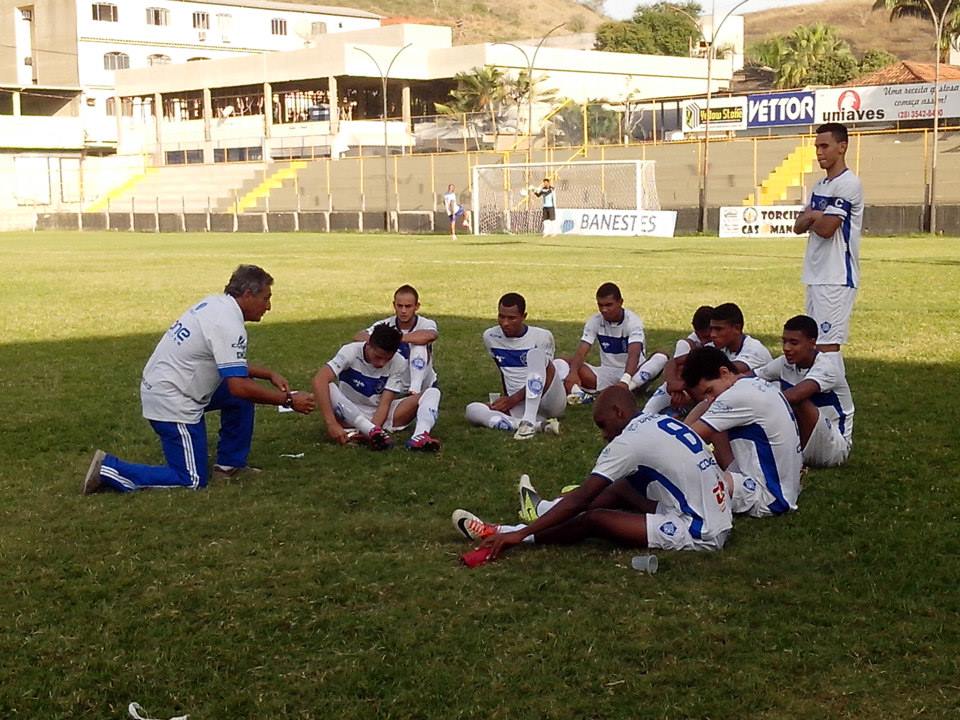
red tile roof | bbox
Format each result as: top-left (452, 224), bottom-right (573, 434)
top-left (849, 60), bottom-right (960, 86)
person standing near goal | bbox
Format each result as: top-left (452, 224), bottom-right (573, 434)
top-left (533, 177), bottom-right (556, 235)
top-left (443, 184), bottom-right (470, 239)
top-left (793, 122), bottom-right (863, 352)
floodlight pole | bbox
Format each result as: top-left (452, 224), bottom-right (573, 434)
top-left (494, 23), bottom-right (565, 162)
top-left (355, 43), bottom-right (412, 232)
top-left (920, 0), bottom-right (953, 234)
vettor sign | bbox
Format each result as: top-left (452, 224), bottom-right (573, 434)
top-left (556, 209), bottom-right (678, 237)
top-left (747, 92), bottom-right (815, 128)
top-left (815, 82), bottom-right (960, 123)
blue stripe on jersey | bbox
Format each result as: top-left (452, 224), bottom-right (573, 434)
top-left (627, 466), bottom-right (704, 538)
top-left (398, 342), bottom-right (411, 359)
top-left (218, 364), bottom-right (248, 378)
top-left (490, 347), bottom-right (530, 368)
top-left (597, 334), bottom-right (629, 355)
top-left (339, 367), bottom-right (387, 397)
top-left (812, 391), bottom-right (846, 435)
top-left (727, 423), bottom-right (790, 515)
top-left (812, 193), bottom-right (855, 287)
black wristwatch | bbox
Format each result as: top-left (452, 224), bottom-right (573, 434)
top-left (282, 391), bottom-right (294, 408)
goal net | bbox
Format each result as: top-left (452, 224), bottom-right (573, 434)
top-left (470, 160), bottom-right (660, 235)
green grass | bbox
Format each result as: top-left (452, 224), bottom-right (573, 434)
top-left (2, 231), bottom-right (959, 719)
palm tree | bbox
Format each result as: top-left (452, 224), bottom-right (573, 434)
top-left (776, 23), bottom-right (853, 88)
top-left (872, 0), bottom-right (960, 61)
top-left (435, 66), bottom-right (508, 134)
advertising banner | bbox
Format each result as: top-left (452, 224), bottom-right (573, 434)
top-left (682, 96), bottom-right (747, 133)
top-left (815, 82), bottom-right (960, 123)
top-left (747, 91), bottom-right (815, 128)
top-left (718, 205), bottom-right (803, 238)
top-left (556, 208), bottom-right (678, 237)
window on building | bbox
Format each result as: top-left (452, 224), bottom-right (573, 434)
top-left (271, 18), bottom-right (287, 35)
top-left (91, 3), bottom-right (117, 22)
top-left (147, 53), bottom-right (171, 65)
top-left (145, 7), bottom-right (169, 25)
top-left (187, 56), bottom-right (209, 62)
top-left (311, 21), bottom-right (327, 35)
top-left (103, 51), bottom-right (129, 70)
top-left (20, 8), bottom-right (33, 21)
top-left (105, 97), bottom-right (115, 115)
top-left (192, 11), bottom-right (209, 29)
top-left (217, 13), bottom-right (232, 42)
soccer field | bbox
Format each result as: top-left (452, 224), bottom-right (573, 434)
top-left (2, 231), bottom-right (959, 719)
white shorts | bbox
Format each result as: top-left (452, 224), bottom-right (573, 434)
top-left (507, 360), bottom-right (567, 419)
top-left (645, 511), bottom-right (728, 552)
top-left (729, 472), bottom-right (790, 518)
top-left (806, 284), bottom-right (857, 345)
top-left (587, 364), bottom-right (625, 392)
top-left (803, 409), bottom-right (851, 467)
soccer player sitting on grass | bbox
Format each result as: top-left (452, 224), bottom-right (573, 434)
top-left (453, 386), bottom-right (733, 564)
top-left (82, 264), bottom-right (316, 495)
top-left (562, 282), bottom-right (667, 405)
top-left (354, 284), bottom-right (439, 398)
top-left (313, 323), bottom-right (442, 451)
top-left (465, 292), bottom-right (565, 440)
top-left (682, 347), bottom-right (803, 518)
top-left (643, 304), bottom-right (714, 416)
top-left (708, 302), bottom-right (773, 372)
top-left (754, 314), bottom-right (854, 468)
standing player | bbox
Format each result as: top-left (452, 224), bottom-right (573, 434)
top-left (443, 183), bottom-right (470, 239)
top-left (313, 323), bottom-right (442, 451)
top-left (562, 282), bottom-right (667, 404)
top-left (533, 177), bottom-right (556, 235)
top-left (793, 122), bottom-right (863, 351)
top-left (708, 302), bottom-right (773, 373)
top-left (465, 292), bottom-right (566, 440)
top-left (643, 305), bottom-right (714, 416)
top-left (452, 386), bottom-right (732, 564)
top-left (755, 315), bottom-right (854, 467)
top-left (683, 347), bottom-right (803, 517)
top-left (354, 285), bottom-right (438, 398)
top-left (82, 265), bottom-right (316, 494)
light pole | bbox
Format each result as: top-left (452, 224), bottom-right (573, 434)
top-left (493, 22), bottom-right (565, 160)
top-left (920, 0), bottom-right (954, 234)
top-left (355, 42), bottom-right (412, 232)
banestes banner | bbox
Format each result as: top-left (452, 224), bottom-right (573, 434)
top-left (747, 91), bottom-right (815, 128)
top-left (556, 209), bottom-right (677, 237)
top-left (815, 82), bottom-right (960, 123)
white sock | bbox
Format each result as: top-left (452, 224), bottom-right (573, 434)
top-left (522, 348), bottom-right (547, 425)
top-left (412, 387), bottom-right (440, 436)
top-left (631, 352), bottom-right (668, 390)
top-left (498, 522), bottom-right (533, 543)
top-left (465, 402), bottom-right (517, 431)
top-left (408, 345), bottom-right (429, 394)
top-left (330, 384), bottom-right (375, 435)
top-left (537, 497), bottom-right (562, 515)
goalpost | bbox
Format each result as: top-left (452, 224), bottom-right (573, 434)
top-left (470, 159), bottom-right (661, 235)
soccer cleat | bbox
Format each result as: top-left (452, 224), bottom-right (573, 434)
top-left (452, 509), bottom-right (499, 541)
top-left (566, 386), bottom-right (595, 406)
top-left (405, 432), bottom-right (442, 452)
top-left (343, 428), bottom-right (364, 445)
top-left (560, 484), bottom-right (580, 495)
top-left (212, 464), bottom-right (263, 480)
top-left (367, 426), bottom-right (394, 451)
top-left (82, 449), bottom-right (106, 495)
top-left (513, 420), bottom-right (537, 440)
top-left (518, 473), bottom-right (541, 523)
top-left (542, 418), bottom-right (561, 437)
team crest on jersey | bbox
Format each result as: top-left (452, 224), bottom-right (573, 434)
top-left (743, 478), bottom-right (758, 492)
top-left (231, 335), bottom-right (247, 359)
top-left (659, 521), bottom-right (678, 537)
top-left (820, 320), bottom-right (832, 333)
top-left (411, 357), bottom-right (426, 370)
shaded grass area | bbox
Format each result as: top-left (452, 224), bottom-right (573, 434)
top-left (1, 233), bottom-right (959, 718)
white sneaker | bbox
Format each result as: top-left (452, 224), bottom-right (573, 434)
top-left (513, 420), bottom-right (537, 440)
top-left (542, 418), bottom-right (561, 436)
top-left (452, 509), bottom-right (499, 541)
top-left (518, 474), bottom-right (541, 523)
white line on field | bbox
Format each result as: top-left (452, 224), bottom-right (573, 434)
top-left (381, 258), bottom-right (764, 271)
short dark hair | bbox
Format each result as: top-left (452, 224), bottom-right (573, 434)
top-left (369, 323), bottom-right (403, 354)
top-left (394, 284), bottom-right (419, 303)
top-left (596, 282), bottom-right (622, 301)
top-left (681, 347), bottom-right (737, 388)
top-left (692, 305), bottom-right (714, 333)
top-left (816, 122), bottom-right (848, 144)
top-left (224, 265), bottom-right (273, 298)
top-left (711, 302), bottom-right (744, 328)
top-left (498, 292), bottom-right (526, 314)
top-left (784, 314), bottom-right (819, 340)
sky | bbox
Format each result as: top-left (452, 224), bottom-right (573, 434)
top-left (602, 0), bottom-right (823, 21)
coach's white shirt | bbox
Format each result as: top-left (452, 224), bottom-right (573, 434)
top-left (482, 324), bottom-right (555, 395)
top-left (580, 308), bottom-right (646, 369)
top-left (699, 377), bottom-right (803, 515)
top-left (722, 334), bottom-right (773, 370)
top-left (327, 341), bottom-right (406, 409)
top-left (591, 412), bottom-right (732, 544)
top-left (756, 351), bottom-right (854, 445)
top-left (141, 293), bottom-right (248, 424)
top-left (802, 169), bottom-right (864, 288)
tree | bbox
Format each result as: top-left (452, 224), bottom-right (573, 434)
top-left (872, 0), bottom-right (960, 62)
top-left (594, 20), bottom-right (657, 53)
top-left (435, 66), bottom-right (508, 134)
top-left (859, 48), bottom-right (899, 74)
top-left (595, 2), bottom-right (701, 56)
top-left (806, 53), bottom-right (860, 85)
top-left (747, 35), bottom-right (788, 69)
top-left (776, 23), bottom-right (854, 88)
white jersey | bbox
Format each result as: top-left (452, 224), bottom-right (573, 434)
top-left (699, 377), bottom-right (803, 514)
top-left (482, 324), bottom-right (555, 395)
top-left (756, 352), bottom-right (854, 445)
top-left (674, 331), bottom-right (702, 359)
top-left (722, 334), bottom-right (773, 370)
top-left (580, 308), bottom-right (645, 369)
top-left (591, 412), bottom-right (732, 544)
top-left (802, 168), bottom-right (863, 288)
top-left (326, 341), bottom-right (406, 409)
top-left (140, 293), bottom-right (248, 424)
top-left (443, 192), bottom-right (461, 216)
top-left (366, 314), bottom-right (439, 390)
